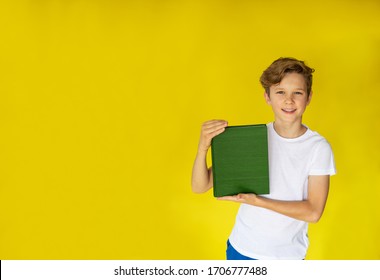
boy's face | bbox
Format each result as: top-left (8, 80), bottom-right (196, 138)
top-left (264, 72), bottom-right (312, 125)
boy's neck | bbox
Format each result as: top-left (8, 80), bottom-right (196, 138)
top-left (273, 120), bottom-right (307, 139)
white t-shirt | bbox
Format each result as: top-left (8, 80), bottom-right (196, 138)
top-left (228, 122), bottom-right (336, 260)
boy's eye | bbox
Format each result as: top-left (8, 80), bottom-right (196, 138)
top-left (276, 91), bottom-right (285, 94)
top-left (294, 91), bottom-right (303, 95)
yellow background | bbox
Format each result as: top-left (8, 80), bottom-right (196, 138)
top-left (1, 0), bottom-right (379, 260)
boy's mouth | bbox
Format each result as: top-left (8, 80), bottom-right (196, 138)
top-left (282, 108), bottom-right (296, 114)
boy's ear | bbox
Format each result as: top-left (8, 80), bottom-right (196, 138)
top-left (307, 91), bottom-right (313, 105)
top-left (264, 91), bottom-right (271, 105)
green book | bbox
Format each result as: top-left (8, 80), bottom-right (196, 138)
top-left (211, 124), bottom-right (270, 197)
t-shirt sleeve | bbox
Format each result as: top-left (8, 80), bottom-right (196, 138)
top-left (309, 140), bottom-right (337, 176)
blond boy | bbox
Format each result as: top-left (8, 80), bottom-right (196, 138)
top-left (191, 57), bottom-right (336, 259)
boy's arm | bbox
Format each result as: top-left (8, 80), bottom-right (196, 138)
top-left (191, 151), bottom-right (213, 193)
top-left (191, 120), bottom-right (228, 193)
top-left (218, 175), bottom-right (330, 223)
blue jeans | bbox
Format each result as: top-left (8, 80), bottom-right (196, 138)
top-left (226, 240), bottom-right (256, 260)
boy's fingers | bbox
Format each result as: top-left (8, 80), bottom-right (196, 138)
top-left (217, 195), bottom-right (242, 202)
top-left (202, 121), bottom-right (228, 134)
top-left (202, 120), bottom-right (228, 129)
top-left (200, 127), bottom-right (225, 146)
top-left (198, 119), bottom-right (228, 150)
top-left (203, 119), bottom-right (227, 125)
top-left (208, 127), bottom-right (226, 138)
top-left (217, 194), bottom-right (252, 203)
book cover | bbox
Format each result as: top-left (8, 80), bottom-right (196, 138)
top-left (211, 124), bottom-right (270, 197)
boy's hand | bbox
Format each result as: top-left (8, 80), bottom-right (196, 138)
top-left (198, 120), bottom-right (228, 153)
top-left (217, 193), bottom-right (259, 206)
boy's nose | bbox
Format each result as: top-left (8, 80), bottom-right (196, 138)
top-left (285, 96), bottom-right (294, 103)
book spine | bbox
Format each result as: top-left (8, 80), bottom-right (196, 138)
top-left (210, 140), bottom-right (217, 197)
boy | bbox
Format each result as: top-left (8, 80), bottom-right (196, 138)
top-left (191, 57), bottom-right (336, 260)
